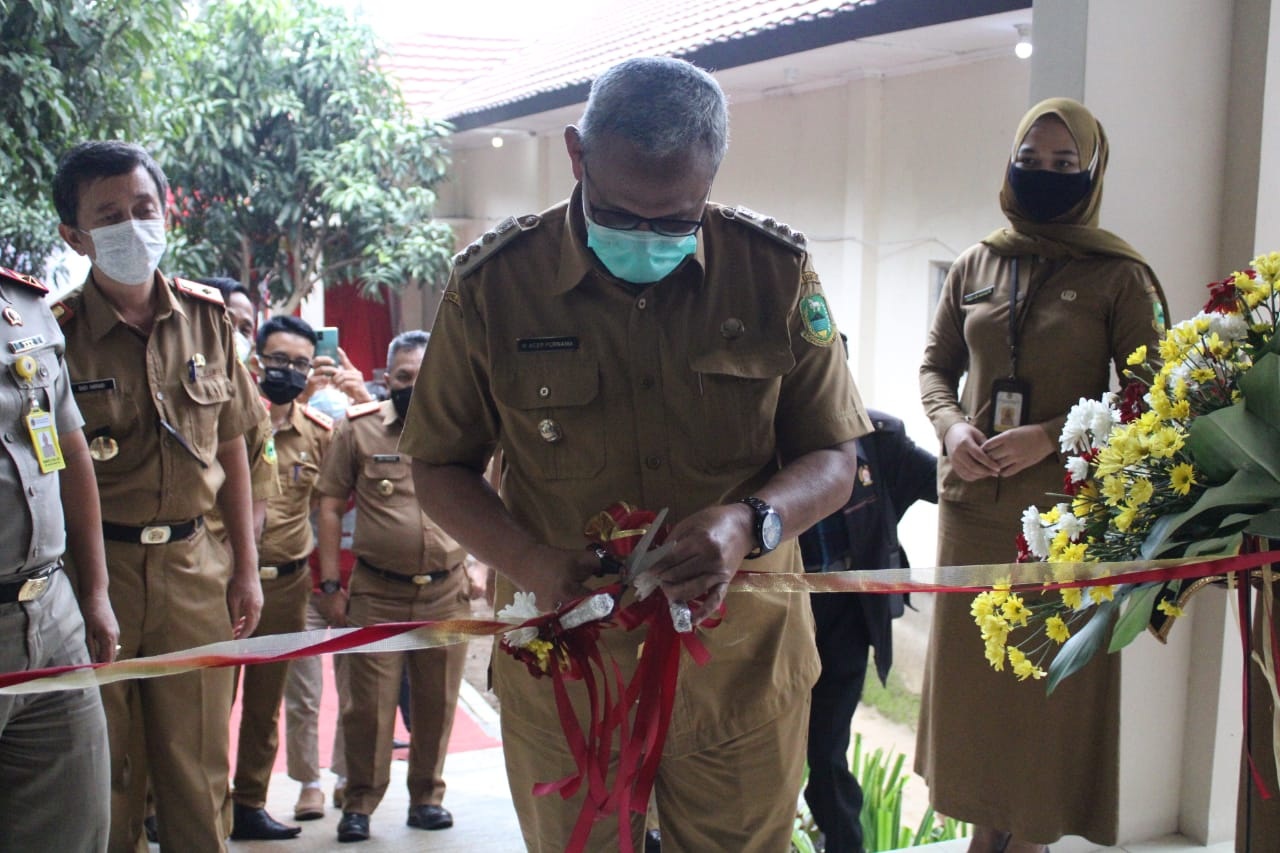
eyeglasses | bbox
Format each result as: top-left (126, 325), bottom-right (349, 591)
top-left (260, 353), bottom-right (313, 373)
top-left (582, 170), bottom-right (705, 237)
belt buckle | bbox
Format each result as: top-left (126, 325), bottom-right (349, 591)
top-left (412, 574), bottom-right (432, 586)
top-left (259, 566), bottom-right (279, 580)
top-left (18, 575), bottom-right (49, 602)
top-left (140, 525), bottom-right (172, 545)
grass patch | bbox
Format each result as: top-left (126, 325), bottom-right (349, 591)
top-left (860, 665), bottom-right (921, 729)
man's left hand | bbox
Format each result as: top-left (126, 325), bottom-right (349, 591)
top-left (463, 557), bottom-right (493, 604)
top-left (81, 589), bottom-right (120, 663)
top-left (648, 503), bottom-right (754, 624)
top-left (227, 571), bottom-right (264, 638)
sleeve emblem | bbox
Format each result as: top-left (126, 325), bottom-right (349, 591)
top-left (800, 294), bottom-right (836, 347)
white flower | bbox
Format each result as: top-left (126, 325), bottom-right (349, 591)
top-left (1195, 310), bottom-right (1249, 342)
top-left (1060, 396), bottom-right (1116, 453)
top-left (1022, 505), bottom-right (1050, 559)
top-left (1058, 399), bottom-right (1092, 454)
top-left (498, 591), bottom-right (542, 647)
top-left (1056, 505), bottom-right (1085, 539)
top-left (1085, 401), bottom-right (1118, 447)
top-left (1065, 455), bottom-right (1090, 483)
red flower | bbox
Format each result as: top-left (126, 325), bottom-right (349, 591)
top-left (1118, 379), bottom-right (1147, 424)
top-left (1015, 533), bottom-right (1034, 563)
top-left (1063, 471), bottom-right (1080, 496)
top-left (1203, 273), bottom-right (1244, 315)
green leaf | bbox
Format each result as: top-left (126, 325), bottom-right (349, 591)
top-left (1188, 404), bottom-right (1280, 485)
top-left (1108, 583), bottom-right (1162, 652)
top-left (1141, 468), bottom-right (1280, 558)
top-left (1047, 599), bottom-right (1117, 695)
top-left (1247, 508), bottom-right (1280, 539)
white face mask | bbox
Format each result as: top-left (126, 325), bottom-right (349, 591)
top-left (85, 218), bottom-right (167, 286)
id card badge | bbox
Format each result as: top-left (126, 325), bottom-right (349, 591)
top-left (990, 377), bottom-right (1031, 434)
top-left (26, 405), bottom-right (66, 473)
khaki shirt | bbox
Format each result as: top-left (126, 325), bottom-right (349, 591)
top-left (259, 402), bottom-right (333, 565)
top-left (0, 271), bottom-right (83, 576)
top-left (401, 188), bottom-right (870, 753)
top-left (205, 411), bottom-right (282, 541)
top-left (57, 273), bottom-right (265, 524)
top-left (920, 243), bottom-right (1167, 503)
top-left (318, 400), bottom-right (464, 574)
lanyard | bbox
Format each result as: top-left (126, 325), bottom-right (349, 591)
top-left (1007, 257), bottom-right (1023, 378)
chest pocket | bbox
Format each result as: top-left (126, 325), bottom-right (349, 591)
top-left (492, 361), bottom-right (603, 480)
top-left (74, 384), bottom-right (144, 475)
top-left (180, 370), bottom-right (233, 460)
top-left (685, 345), bottom-right (793, 474)
top-left (361, 458), bottom-right (413, 504)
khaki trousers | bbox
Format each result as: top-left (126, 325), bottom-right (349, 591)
top-left (340, 564), bottom-right (468, 816)
top-left (0, 570), bottom-right (110, 852)
top-left (103, 526), bottom-right (234, 853)
top-left (285, 594), bottom-right (348, 783)
top-left (232, 565), bottom-right (311, 807)
top-left (502, 685), bottom-right (809, 852)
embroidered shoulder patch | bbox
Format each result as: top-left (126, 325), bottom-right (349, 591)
top-left (262, 435), bottom-right (278, 466)
top-left (800, 294), bottom-right (836, 347)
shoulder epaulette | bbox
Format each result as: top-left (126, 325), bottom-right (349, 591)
top-left (453, 214), bottom-right (542, 277)
top-left (346, 400), bottom-right (383, 420)
top-left (51, 300), bottom-right (74, 326)
top-left (718, 206), bottom-right (807, 252)
top-left (301, 404), bottom-right (335, 431)
top-left (172, 277), bottom-right (226, 306)
top-left (0, 266), bottom-right (48, 293)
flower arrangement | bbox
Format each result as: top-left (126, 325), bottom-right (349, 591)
top-left (975, 252), bottom-right (1280, 690)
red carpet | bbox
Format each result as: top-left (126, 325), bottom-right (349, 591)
top-left (228, 655), bottom-right (501, 773)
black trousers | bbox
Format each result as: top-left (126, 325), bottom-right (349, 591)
top-left (804, 591), bottom-right (872, 853)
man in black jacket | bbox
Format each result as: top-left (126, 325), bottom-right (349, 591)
top-left (800, 409), bottom-right (938, 853)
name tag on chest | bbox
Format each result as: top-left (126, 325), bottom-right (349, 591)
top-left (372, 453), bottom-right (400, 463)
top-left (72, 379), bottom-right (117, 394)
top-left (517, 336), bottom-right (579, 353)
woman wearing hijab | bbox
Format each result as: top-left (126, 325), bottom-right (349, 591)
top-left (915, 98), bottom-right (1170, 852)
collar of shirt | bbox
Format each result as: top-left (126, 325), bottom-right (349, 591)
top-left (82, 270), bottom-right (185, 342)
top-left (379, 399), bottom-right (401, 429)
top-left (550, 183), bottom-right (708, 296)
top-left (261, 399), bottom-right (304, 435)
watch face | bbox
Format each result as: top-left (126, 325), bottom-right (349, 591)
top-left (761, 510), bottom-right (783, 551)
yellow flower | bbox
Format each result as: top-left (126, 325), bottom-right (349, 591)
top-left (990, 581), bottom-right (1011, 607)
top-left (1126, 345), bottom-right (1148, 366)
top-left (1190, 366), bottom-right (1216, 383)
top-left (1157, 599), bottom-right (1184, 618)
top-left (1114, 504), bottom-right (1139, 533)
top-left (1094, 445), bottom-right (1125, 477)
top-left (1001, 594), bottom-right (1031, 627)
top-left (1045, 615), bottom-right (1071, 643)
top-left (1129, 478), bottom-right (1154, 506)
top-left (1061, 587), bottom-right (1084, 611)
top-left (980, 614), bottom-right (1010, 643)
top-left (1159, 335), bottom-right (1184, 362)
top-left (1040, 506), bottom-right (1062, 524)
top-left (985, 639), bottom-right (1006, 670)
top-left (1170, 399), bottom-right (1191, 419)
top-left (1060, 542), bottom-right (1088, 562)
top-left (1100, 476), bottom-right (1126, 509)
top-left (1091, 584), bottom-right (1116, 603)
top-left (527, 638), bottom-right (554, 673)
top-left (1008, 647), bottom-right (1046, 681)
top-left (1170, 462), bottom-right (1196, 496)
top-left (971, 593), bottom-right (994, 622)
top-left (1253, 252), bottom-right (1280, 283)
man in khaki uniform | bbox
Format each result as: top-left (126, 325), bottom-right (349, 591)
top-left (230, 315), bottom-right (334, 840)
top-left (52, 141), bottom-right (265, 853)
top-left (0, 265), bottom-right (118, 850)
top-left (316, 330), bottom-right (471, 844)
top-left (403, 57), bottom-right (867, 852)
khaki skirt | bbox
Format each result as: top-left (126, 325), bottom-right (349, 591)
top-left (914, 496), bottom-right (1121, 846)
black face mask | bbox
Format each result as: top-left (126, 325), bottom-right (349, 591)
top-left (390, 386), bottom-right (412, 421)
top-left (259, 367), bottom-right (308, 406)
top-left (1007, 165), bottom-right (1093, 223)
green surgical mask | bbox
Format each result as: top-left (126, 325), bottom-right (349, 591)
top-left (585, 217), bottom-right (697, 284)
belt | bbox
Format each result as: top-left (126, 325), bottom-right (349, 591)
top-left (0, 563), bottom-right (60, 604)
top-left (259, 558), bottom-right (307, 580)
top-left (357, 558), bottom-right (454, 586)
top-left (103, 517), bottom-right (204, 546)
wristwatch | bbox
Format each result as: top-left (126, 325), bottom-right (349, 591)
top-left (319, 579), bottom-right (342, 595)
top-left (738, 496), bottom-right (782, 559)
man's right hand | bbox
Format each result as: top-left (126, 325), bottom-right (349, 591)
top-left (943, 421), bottom-right (1002, 481)
top-left (514, 545), bottom-right (597, 612)
top-left (319, 588), bottom-right (349, 627)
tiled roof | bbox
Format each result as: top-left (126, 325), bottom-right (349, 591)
top-left (383, 0), bottom-right (871, 122)
top-left (380, 32), bottom-right (523, 116)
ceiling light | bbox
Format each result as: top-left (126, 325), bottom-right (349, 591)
top-left (1014, 24), bottom-right (1033, 59)
top-left (491, 135), bottom-right (505, 149)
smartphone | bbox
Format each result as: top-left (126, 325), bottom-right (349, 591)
top-left (315, 326), bottom-right (340, 362)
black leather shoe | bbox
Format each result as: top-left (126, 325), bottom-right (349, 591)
top-left (645, 828), bottom-right (662, 852)
top-left (230, 803), bottom-right (302, 840)
top-left (337, 812), bottom-right (370, 843)
top-left (144, 815), bottom-right (158, 844)
top-left (406, 804), bottom-right (453, 830)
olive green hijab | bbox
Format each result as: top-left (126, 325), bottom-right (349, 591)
top-left (983, 97), bottom-right (1148, 264)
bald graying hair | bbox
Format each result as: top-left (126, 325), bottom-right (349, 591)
top-left (578, 57), bottom-right (729, 167)
top-left (387, 330), bottom-right (429, 367)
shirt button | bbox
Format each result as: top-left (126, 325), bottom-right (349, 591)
top-left (156, 391), bottom-right (165, 401)
top-left (2, 433), bottom-right (11, 443)
top-left (538, 386), bottom-right (550, 398)
top-left (640, 376), bottom-right (654, 390)
top-left (636, 297), bottom-right (647, 310)
top-left (27, 486), bottom-right (36, 497)
top-left (645, 455), bottom-right (661, 470)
